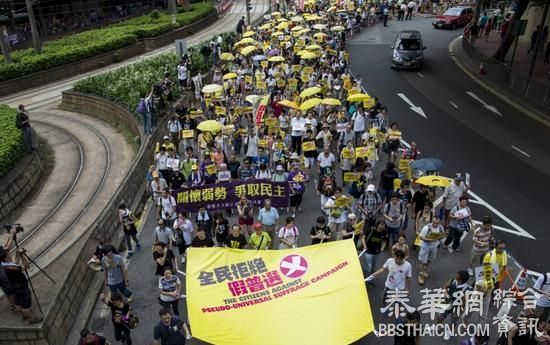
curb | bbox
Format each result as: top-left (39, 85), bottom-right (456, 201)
top-left (448, 36), bottom-right (550, 128)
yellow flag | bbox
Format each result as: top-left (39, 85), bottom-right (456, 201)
top-left (187, 241), bottom-right (374, 345)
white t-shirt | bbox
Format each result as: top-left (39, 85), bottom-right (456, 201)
top-left (419, 223), bottom-right (444, 249)
top-left (291, 117), bottom-right (306, 137)
top-left (317, 152), bottom-right (336, 168)
top-left (158, 196), bottom-right (177, 220)
top-left (324, 197), bottom-right (347, 223)
top-left (383, 258), bottom-right (412, 290)
top-left (156, 153), bottom-right (168, 170)
top-left (443, 182), bottom-right (467, 210)
top-left (278, 226), bottom-right (299, 246)
top-left (177, 64), bottom-right (188, 81)
top-left (534, 273), bottom-right (550, 307)
top-left (352, 111), bottom-right (366, 132)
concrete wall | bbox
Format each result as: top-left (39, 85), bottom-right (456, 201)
top-left (0, 136), bottom-right (45, 223)
top-left (520, 4), bottom-right (550, 45)
top-left (0, 11), bottom-right (218, 97)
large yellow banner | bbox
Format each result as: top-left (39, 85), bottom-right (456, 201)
top-left (186, 240), bottom-right (374, 345)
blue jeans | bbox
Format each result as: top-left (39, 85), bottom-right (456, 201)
top-left (364, 253), bottom-right (377, 275)
top-left (386, 226), bottom-right (401, 246)
top-left (141, 111), bottom-right (152, 134)
top-left (108, 281), bottom-right (132, 298)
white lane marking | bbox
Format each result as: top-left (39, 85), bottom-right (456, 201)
top-left (511, 145), bottom-right (531, 158)
top-left (397, 93), bottom-right (427, 119)
top-left (417, 72), bottom-right (424, 78)
top-left (466, 91), bottom-right (503, 117)
top-left (449, 101), bottom-right (458, 109)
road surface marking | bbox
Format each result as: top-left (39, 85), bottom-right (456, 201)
top-left (397, 93), bottom-right (427, 119)
top-left (511, 145), bottom-right (531, 158)
top-left (417, 72), bottom-right (424, 78)
top-left (466, 91), bottom-right (503, 117)
top-left (449, 101), bottom-right (458, 109)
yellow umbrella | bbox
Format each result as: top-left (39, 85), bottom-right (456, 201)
top-left (305, 15), bottom-right (322, 21)
top-left (306, 44), bottom-right (322, 50)
top-left (298, 28), bottom-right (311, 34)
top-left (197, 120), bottom-right (223, 132)
top-left (291, 25), bottom-right (304, 31)
top-left (220, 52), bottom-right (235, 61)
top-left (331, 25), bottom-right (345, 32)
top-left (223, 72), bottom-right (237, 80)
top-left (202, 84), bottom-right (223, 93)
top-left (321, 98), bottom-right (342, 106)
top-left (278, 100), bottom-right (300, 109)
top-left (236, 37), bottom-right (257, 45)
top-left (271, 31), bottom-right (285, 36)
top-left (243, 31), bottom-right (255, 38)
top-left (259, 23), bottom-right (271, 30)
top-left (327, 6), bottom-right (337, 12)
top-left (300, 86), bottom-right (322, 98)
top-left (347, 93), bottom-right (370, 102)
top-left (290, 16), bottom-right (304, 22)
top-left (245, 94), bottom-right (262, 104)
top-left (268, 56), bottom-right (285, 62)
top-left (312, 23), bottom-right (327, 30)
top-left (415, 175), bottom-right (451, 188)
top-left (277, 18), bottom-right (288, 22)
top-left (271, 11), bottom-right (281, 16)
top-left (299, 98), bottom-right (322, 111)
top-left (313, 32), bottom-right (328, 39)
top-left (240, 45), bottom-right (257, 56)
top-left (296, 49), bottom-right (309, 56)
top-left (277, 22), bottom-right (289, 30)
top-left (300, 51), bottom-right (318, 59)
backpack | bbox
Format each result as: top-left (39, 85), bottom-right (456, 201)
top-left (135, 98), bottom-right (146, 114)
top-left (322, 177), bottom-right (334, 194)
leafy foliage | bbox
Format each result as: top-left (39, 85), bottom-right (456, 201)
top-left (0, 105), bottom-right (24, 178)
top-left (0, 3), bottom-right (215, 82)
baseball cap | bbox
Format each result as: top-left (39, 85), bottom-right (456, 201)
top-left (163, 135), bottom-right (170, 140)
top-left (254, 223), bottom-right (263, 230)
top-left (454, 173), bottom-right (464, 180)
top-left (276, 165), bottom-right (284, 171)
top-left (366, 184), bottom-right (375, 192)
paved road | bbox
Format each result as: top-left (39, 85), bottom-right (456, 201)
top-left (348, 17), bottom-right (550, 272)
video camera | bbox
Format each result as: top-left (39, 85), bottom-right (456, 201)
top-left (4, 224), bottom-right (24, 234)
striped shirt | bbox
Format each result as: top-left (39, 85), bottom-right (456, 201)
top-left (472, 227), bottom-right (492, 253)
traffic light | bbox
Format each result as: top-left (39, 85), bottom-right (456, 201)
top-left (246, 0), bottom-right (253, 12)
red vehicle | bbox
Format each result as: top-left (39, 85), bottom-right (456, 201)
top-left (432, 7), bottom-right (474, 30)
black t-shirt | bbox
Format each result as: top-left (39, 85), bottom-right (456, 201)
top-left (224, 234), bottom-right (247, 249)
top-left (191, 237), bottom-right (214, 248)
top-left (153, 249), bottom-right (175, 276)
top-left (412, 190), bottom-right (429, 215)
top-left (107, 301), bottom-right (130, 324)
top-left (380, 169), bottom-right (399, 190)
top-left (170, 173), bottom-right (186, 190)
top-left (153, 316), bottom-right (186, 345)
top-left (180, 119), bottom-right (195, 131)
top-left (310, 225), bottom-right (331, 245)
top-left (364, 229), bottom-right (388, 255)
top-left (398, 190), bottom-right (412, 213)
top-left (228, 161), bottom-right (241, 179)
top-left (214, 219), bottom-right (230, 242)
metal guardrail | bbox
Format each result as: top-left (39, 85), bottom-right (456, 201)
top-left (461, 37), bottom-right (550, 110)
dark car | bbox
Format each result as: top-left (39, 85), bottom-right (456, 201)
top-left (433, 7), bottom-right (474, 29)
top-left (390, 30), bottom-right (426, 70)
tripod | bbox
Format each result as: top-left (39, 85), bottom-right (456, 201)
top-left (13, 237), bottom-right (56, 315)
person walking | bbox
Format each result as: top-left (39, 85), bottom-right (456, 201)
top-left (118, 203), bottom-right (141, 259)
top-left (153, 308), bottom-right (190, 345)
top-left (368, 250), bottom-right (412, 304)
top-left (417, 216), bottom-right (445, 285)
top-left (158, 267), bottom-right (182, 316)
top-left (469, 216), bottom-right (494, 276)
top-left (258, 199), bottom-right (279, 247)
top-left (443, 196), bottom-right (471, 253)
top-left (99, 292), bottom-right (133, 345)
top-left (101, 245), bottom-right (133, 302)
top-left (15, 104), bottom-right (33, 154)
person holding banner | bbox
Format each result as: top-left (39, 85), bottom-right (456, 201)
top-left (310, 216), bottom-right (332, 245)
top-left (249, 223), bottom-right (272, 250)
top-left (223, 225), bottom-right (248, 249)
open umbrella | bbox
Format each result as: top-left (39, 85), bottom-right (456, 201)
top-left (415, 175), bottom-right (450, 188)
top-left (245, 94), bottom-right (262, 104)
top-left (197, 120), bottom-right (223, 132)
top-left (223, 72), bottom-right (237, 80)
top-left (327, 6), bottom-right (337, 12)
top-left (277, 22), bottom-right (289, 30)
top-left (271, 11), bottom-right (281, 16)
top-left (268, 48), bottom-right (281, 56)
top-left (321, 98), bottom-right (341, 106)
top-left (291, 25), bottom-right (304, 31)
top-left (243, 31), bottom-right (255, 38)
top-left (236, 37), bottom-right (257, 45)
top-left (290, 16), bottom-right (304, 22)
top-left (202, 84), bottom-right (223, 93)
top-left (347, 93), bottom-right (370, 102)
top-left (300, 86), bottom-right (322, 98)
top-left (268, 56), bottom-right (285, 62)
top-left (220, 52), bottom-right (235, 61)
top-left (299, 98), bottom-right (322, 111)
top-left (259, 23), bottom-right (271, 30)
top-left (271, 31), bottom-right (285, 37)
top-left (298, 28), bottom-right (311, 34)
top-left (312, 23), bottom-right (327, 30)
top-left (331, 25), bottom-right (345, 32)
top-left (411, 158), bottom-right (444, 172)
top-left (305, 15), bottom-right (322, 21)
top-left (278, 100), bottom-right (300, 109)
top-left (240, 45), bottom-right (257, 56)
top-left (296, 49), bottom-right (309, 56)
top-left (306, 44), bottom-right (322, 50)
top-left (253, 54), bottom-right (267, 61)
top-left (300, 51), bottom-right (318, 59)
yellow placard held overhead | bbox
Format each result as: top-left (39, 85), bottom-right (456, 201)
top-left (187, 241), bottom-right (374, 345)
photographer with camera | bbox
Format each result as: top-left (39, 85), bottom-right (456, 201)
top-left (0, 247), bottom-right (43, 324)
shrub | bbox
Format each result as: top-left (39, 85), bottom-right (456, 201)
top-left (0, 105), bottom-right (24, 178)
top-left (0, 2), bottom-right (216, 82)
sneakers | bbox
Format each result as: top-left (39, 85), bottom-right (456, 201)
top-left (448, 247), bottom-right (454, 253)
top-left (443, 329), bottom-right (451, 341)
top-left (127, 251), bottom-right (133, 259)
top-left (136, 243), bottom-right (142, 250)
top-left (420, 271), bottom-right (429, 278)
